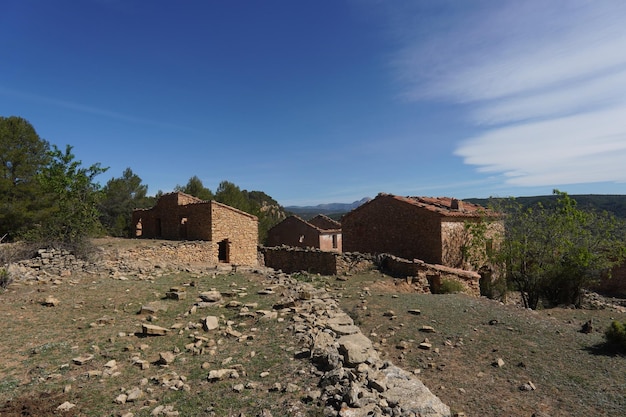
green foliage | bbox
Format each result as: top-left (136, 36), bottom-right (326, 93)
top-left (215, 180), bottom-right (286, 243)
top-left (435, 279), bottom-right (466, 294)
top-left (491, 190), bottom-right (626, 309)
top-left (0, 267), bottom-right (11, 289)
top-left (605, 321), bottom-right (626, 352)
top-left (29, 144), bottom-right (108, 247)
top-left (0, 116), bottom-right (50, 240)
top-left (215, 180), bottom-right (250, 211)
top-left (100, 168), bottom-right (153, 236)
top-left (175, 175), bottom-right (214, 200)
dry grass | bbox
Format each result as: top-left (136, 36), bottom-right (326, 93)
top-left (1, 240), bottom-right (625, 416)
top-left (329, 272), bottom-right (626, 417)
top-left (0, 266), bottom-right (322, 416)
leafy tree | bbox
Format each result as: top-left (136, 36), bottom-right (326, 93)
top-left (175, 175), bottom-right (213, 200)
top-left (493, 191), bottom-right (626, 309)
top-left (215, 180), bottom-right (250, 212)
top-left (0, 116), bottom-right (50, 239)
top-left (31, 144), bottom-right (108, 247)
top-left (214, 181), bottom-right (286, 243)
top-left (100, 168), bottom-right (152, 237)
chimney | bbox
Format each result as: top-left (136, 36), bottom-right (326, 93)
top-left (450, 198), bottom-right (462, 211)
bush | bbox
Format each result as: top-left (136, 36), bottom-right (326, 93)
top-left (605, 321), bottom-right (626, 352)
top-left (0, 268), bottom-right (12, 290)
top-left (436, 279), bottom-right (466, 294)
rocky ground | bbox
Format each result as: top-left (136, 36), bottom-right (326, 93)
top-left (1, 238), bottom-right (625, 417)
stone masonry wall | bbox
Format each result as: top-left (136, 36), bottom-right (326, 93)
top-left (342, 195), bottom-right (443, 264)
top-left (260, 246), bottom-right (340, 275)
top-left (266, 216), bottom-right (321, 249)
top-left (211, 201), bottom-right (258, 266)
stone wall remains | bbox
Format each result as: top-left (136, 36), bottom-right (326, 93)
top-left (380, 254), bottom-right (481, 296)
top-left (259, 246), bottom-right (480, 296)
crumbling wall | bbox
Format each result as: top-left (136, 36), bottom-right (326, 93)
top-left (380, 254), bottom-right (481, 296)
top-left (259, 246), bottom-right (480, 296)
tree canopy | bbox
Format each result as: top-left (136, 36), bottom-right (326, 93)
top-left (100, 168), bottom-right (152, 237)
top-left (0, 116), bottom-right (50, 239)
top-left (174, 175), bottom-right (213, 201)
top-left (32, 145), bottom-right (108, 246)
top-left (491, 191), bottom-right (626, 309)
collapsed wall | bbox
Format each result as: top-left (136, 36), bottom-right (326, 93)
top-left (259, 246), bottom-right (481, 296)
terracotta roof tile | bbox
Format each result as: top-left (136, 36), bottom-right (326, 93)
top-left (391, 194), bottom-right (492, 218)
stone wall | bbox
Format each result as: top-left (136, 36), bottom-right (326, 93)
top-left (259, 246), bottom-right (481, 296)
top-left (342, 195), bottom-right (443, 264)
top-left (266, 216), bottom-right (322, 249)
top-left (132, 193), bottom-right (258, 266)
top-left (260, 246), bottom-right (341, 275)
top-left (211, 201), bottom-right (258, 266)
top-left (380, 254), bottom-right (481, 297)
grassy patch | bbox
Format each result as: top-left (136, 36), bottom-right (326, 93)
top-left (2, 241), bottom-right (625, 417)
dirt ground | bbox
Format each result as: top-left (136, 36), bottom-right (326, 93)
top-left (1, 239), bottom-right (625, 416)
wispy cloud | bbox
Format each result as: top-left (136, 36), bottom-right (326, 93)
top-left (0, 86), bottom-right (196, 132)
top-left (389, 1), bottom-right (626, 188)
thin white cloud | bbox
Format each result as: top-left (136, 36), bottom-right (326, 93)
top-left (455, 106), bottom-right (626, 185)
top-left (388, 0), bottom-right (626, 188)
top-left (0, 86), bottom-right (196, 132)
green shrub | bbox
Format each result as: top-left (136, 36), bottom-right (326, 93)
top-left (0, 268), bottom-right (12, 289)
top-left (605, 321), bottom-right (626, 352)
top-left (436, 279), bottom-right (466, 294)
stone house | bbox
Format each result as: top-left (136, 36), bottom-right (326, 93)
top-left (342, 193), bottom-right (500, 270)
top-left (266, 214), bottom-right (342, 252)
top-left (131, 192), bottom-right (258, 265)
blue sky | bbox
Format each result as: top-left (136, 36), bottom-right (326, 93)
top-left (2, 0), bottom-right (626, 206)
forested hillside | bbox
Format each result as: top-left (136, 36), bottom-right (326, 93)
top-left (466, 195), bottom-right (626, 219)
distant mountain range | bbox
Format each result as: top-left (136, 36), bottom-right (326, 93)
top-left (285, 197), bottom-right (371, 220)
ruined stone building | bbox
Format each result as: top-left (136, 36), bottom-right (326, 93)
top-left (342, 193), bottom-right (501, 270)
top-left (266, 214), bottom-right (342, 252)
top-left (131, 192), bottom-right (258, 265)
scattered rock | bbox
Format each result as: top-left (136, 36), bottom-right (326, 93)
top-left (57, 401), bottom-right (76, 411)
top-left (520, 381), bottom-right (537, 391)
top-left (142, 324), bottom-right (169, 336)
top-left (42, 296), bottom-right (60, 307)
top-left (493, 358), bottom-right (505, 368)
top-left (207, 368), bottom-right (239, 381)
top-left (203, 316), bottom-right (219, 331)
top-left (158, 351), bottom-right (176, 365)
top-left (166, 287), bottom-right (186, 300)
top-left (72, 354), bottom-right (94, 365)
top-left (126, 387), bottom-right (144, 402)
top-left (114, 393), bottom-right (128, 404)
top-left (199, 291), bottom-right (222, 303)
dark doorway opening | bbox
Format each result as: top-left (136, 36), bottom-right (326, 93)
top-left (218, 239), bottom-right (230, 263)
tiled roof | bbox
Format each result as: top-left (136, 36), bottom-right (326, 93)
top-left (393, 195), bottom-right (490, 217)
